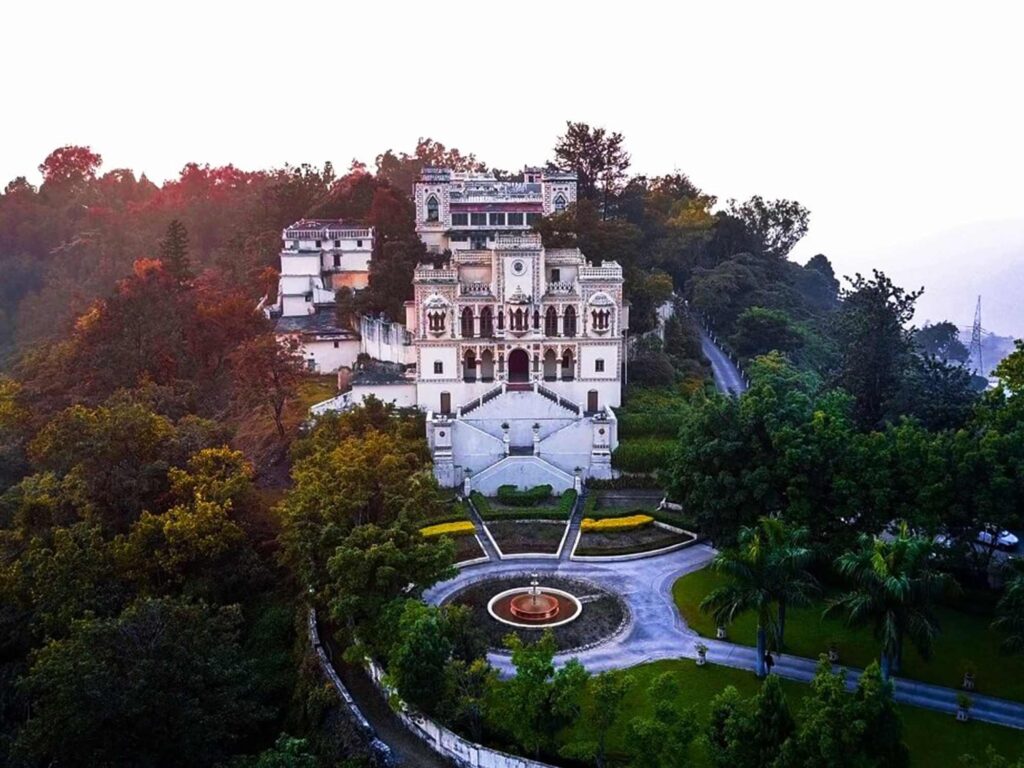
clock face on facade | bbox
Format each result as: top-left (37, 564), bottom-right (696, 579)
top-left (511, 259), bottom-right (526, 276)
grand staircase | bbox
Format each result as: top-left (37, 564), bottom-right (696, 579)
top-left (470, 454), bottom-right (576, 495)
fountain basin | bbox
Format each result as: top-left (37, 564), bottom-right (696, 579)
top-left (487, 587), bottom-right (582, 629)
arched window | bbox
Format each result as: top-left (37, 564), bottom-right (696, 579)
top-left (427, 310), bottom-right (446, 333)
top-left (426, 195), bottom-right (439, 223)
top-left (591, 308), bottom-right (610, 332)
top-left (533, 308), bottom-right (540, 330)
top-left (461, 307), bottom-right (474, 338)
top-left (497, 309), bottom-right (505, 331)
top-left (545, 307), bottom-right (559, 336)
top-left (563, 306), bottom-right (577, 337)
top-left (553, 193), bottom-right (567, 213)
top-left (479, 306), bottom-right (493, 337)
top-left (463, 349), bottom-right (477, 382)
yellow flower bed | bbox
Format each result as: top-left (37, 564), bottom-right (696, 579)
top-left (581, 514), bottom-right (654, 532)
top-left (420, 521), bottom-right (476, 538)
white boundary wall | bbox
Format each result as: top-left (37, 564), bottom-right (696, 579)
top-left (365, 660), bottom-right (560, 768)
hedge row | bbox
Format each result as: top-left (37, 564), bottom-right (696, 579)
top-left (611, 438), bottom-right (676, 474)
top-left (471, 489), bottom-right (577, 521)
top-left (496, 484), bottom-right (554, 507)
top-left (586, 474), bottom-right (664, 491)
top-left (420, 520), bottom-right (476, 538)
top-left (581, 514), bottom-right (654, 532)
top-left (617, 411), bottom-right (686, 438)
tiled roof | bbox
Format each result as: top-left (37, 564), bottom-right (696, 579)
top-left (274, 309), bottom-right (357, 338)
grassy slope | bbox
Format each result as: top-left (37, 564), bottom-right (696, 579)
top-left (558, 660), bottom-right (1023, 767)
top-left (673, 568), bottom-right (1024, 702)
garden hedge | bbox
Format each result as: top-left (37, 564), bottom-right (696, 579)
top-left (496, 484), bottom-right (554, 507)
top-left (611, 438), bottom-right (675, 473)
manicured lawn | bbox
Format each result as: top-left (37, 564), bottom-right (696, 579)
top-left (673, 568), bottom-right (1024, 702)
top-left (557, 659), bottom-right (1023, 767)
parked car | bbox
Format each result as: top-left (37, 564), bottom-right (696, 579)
top-left (976, 529), bottom-right (1019, 550)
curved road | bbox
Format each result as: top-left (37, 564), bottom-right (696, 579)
top-left (700, 327), bottom-right (747, 395)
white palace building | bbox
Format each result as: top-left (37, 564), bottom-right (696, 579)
top-left (290, 167), bottom-right (629, 493)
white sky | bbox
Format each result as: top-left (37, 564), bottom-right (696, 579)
top-left (4, 0), bottom-right (1024, 331)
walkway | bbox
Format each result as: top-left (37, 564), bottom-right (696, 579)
top-left (424, 546), bottom-right (1024, 731)
top-left (463, 494), bottom-right (500, 561)
top-left (699, 327), bottom-right (747, 395)
top-left (558, 489), bottom-right (586, 562)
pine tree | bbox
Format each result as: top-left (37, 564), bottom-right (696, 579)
top-left (159, 219), bottom-right (192, 284)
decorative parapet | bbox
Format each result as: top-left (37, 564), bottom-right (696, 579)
top-left (284, 225), bottom-right (372, 241)
top-left (496, 233), bottom-right (542, 250)
top-left (414, 265), bottom-right (458, 282)
top-left (544, 248), bottom-right (584, 263)
top-left (580, 261), bottom-right (624, 281)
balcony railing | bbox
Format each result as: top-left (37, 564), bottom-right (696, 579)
top-left (459, 282), bottom-right (493, 296)
top-left (546, 281), bottom-right (575, 295)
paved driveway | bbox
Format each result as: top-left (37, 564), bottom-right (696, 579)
top-left (423, 544), bottom-right (716, 673)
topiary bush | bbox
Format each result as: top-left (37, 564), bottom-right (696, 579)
top-left (495, 484), bottom-right (554, 507)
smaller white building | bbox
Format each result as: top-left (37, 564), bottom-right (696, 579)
top-left (269, 219), bottom-right (374, 373)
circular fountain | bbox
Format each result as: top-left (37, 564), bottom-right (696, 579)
top-left (487, 574), bottom-right (583, 628)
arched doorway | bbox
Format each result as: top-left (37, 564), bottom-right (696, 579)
top-left (480, 349), bottom-right (495, 381)
top-left (508, 349), bottom-right (530, 382)
top-left (543, 349), bottom-right (558, 380)
top-left (561, 349), bottom-right (575, 381)
top-left (463, 349), bottom-right (477, 382)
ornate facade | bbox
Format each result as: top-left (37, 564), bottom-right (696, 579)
top-left (400, 168), bottom-right (628, 492)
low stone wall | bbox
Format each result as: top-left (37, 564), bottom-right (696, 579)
top-left (309, 607), bottom-right (558, 768)
top-left (365, 659), bottom-right (561, 768)
top-left (306, 610), bottom-right (395, 766)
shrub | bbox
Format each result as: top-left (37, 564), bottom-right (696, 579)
top-left (617, 411), bottom-right (687, 438)
top-left (496, 484), bottom-right (553, 507)
top-left (581, 514), bottom-right (654, 532)
top-left (420, 521), bottom-right (476, 538)
top-left (469, 491), bottom-right (492, 517)
top-left (611, 438), bottom-right (675, 473)
top-left (586, 475), bottom-right (664, 491)
top-left (472, 489), bottom-right (577, 520)
top-left (558, 489), bottom-right (578, 516)
top-left (628, 352), bottom-right (677, 387)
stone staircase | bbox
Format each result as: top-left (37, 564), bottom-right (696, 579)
top-left (470, 455), bottom-right (576, 495)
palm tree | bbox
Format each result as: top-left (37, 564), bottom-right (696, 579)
top-left (759, 517), bottom-right (819, 650)
top-left (701, 517), bottom-right (818, 676)
top-left (828, 524), bottom-right (952, 680)
top-left (993, 565), bottom-right (1024, 654)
